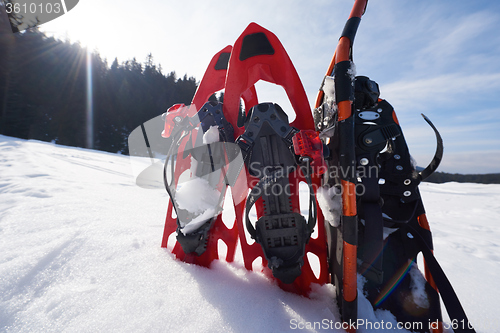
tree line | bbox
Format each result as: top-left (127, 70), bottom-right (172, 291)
top-left (424, 172), bottom-right (500, 185)
top-left (0, 15), bottom-right (198, 154)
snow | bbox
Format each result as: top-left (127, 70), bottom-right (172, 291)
top-left (203, 126), bottom-right (221, 144)
top-left (316, 185), bottom-right (342, 227)
top-left (322, 75), bottom-right (336, 108)
top-left (408, 263), bottom-right (430, 310)
top-left (175, 177), bottom-right (221, 234)
top-left (1, 134), bottom-right (499, 332)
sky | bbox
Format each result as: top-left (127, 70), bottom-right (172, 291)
top-left (39, 0), bottom-right (500, 174)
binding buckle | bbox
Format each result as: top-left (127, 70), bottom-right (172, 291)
top-left (162, 103), bottom-right (190, 138)
top-left (292, 130), bottom-right (327, 172)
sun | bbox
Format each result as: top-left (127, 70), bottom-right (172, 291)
top-left (39, 1), bottom-right (119, 59)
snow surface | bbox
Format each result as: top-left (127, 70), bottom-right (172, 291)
top-left (203, 126), bottom-right (221, 145)
top-left (1, 135), bottom-right (499, 332)
top-left (175, 177), bottom-right (221, 234)
top-left (408, 263), bottom-right (430, 310)
top-left (316, 185), bottom-right (342, 227)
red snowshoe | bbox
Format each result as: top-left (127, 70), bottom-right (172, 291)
top-left (159, 23), bottom-right (329, 295)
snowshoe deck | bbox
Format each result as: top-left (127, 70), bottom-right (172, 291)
top-left (160, 23), bottom-right (328, 295)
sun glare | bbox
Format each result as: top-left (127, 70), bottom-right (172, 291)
top-left (86, 47), bottom-right (94, 149)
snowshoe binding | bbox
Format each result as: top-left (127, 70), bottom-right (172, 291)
top-left (236, 102), bottom-right (316, 284)
top-left (354, 76), bottom-right (444, 330)
top-left (314, 1), bottom-right (476, 331)
top-left (163, 101), bottom-right (238, 256)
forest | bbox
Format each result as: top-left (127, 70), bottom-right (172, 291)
top-left (0, 10), bottom-right (198, 154)
top-left (423, 171), bottom-right (500, 184)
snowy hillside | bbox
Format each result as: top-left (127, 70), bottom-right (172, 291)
top-left (1, 135), bottom-right (499, 332)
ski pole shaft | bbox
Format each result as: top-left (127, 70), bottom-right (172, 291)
top-left (317, 1), bottom-right (368, 332)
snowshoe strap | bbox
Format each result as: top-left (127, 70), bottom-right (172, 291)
top-left (358, 174), bottom-right (384, 283)
top-left (244, 160), bottom-right (316, 240)
top-left (164, 101), bottom-right (235, 192)
top-left (237, 102), bottom-right (316, 284)
top-left (196, 101), bottom-right (235, 142)
top-left (176, 218), bottom-right (216, 256)
top-left (354, 100), bottom-right (402, 284)
top-left (356, 100), bottom-right (445, 284)
top-left (404, 223), bottom-right (476, 333)
top-left (355, 99), bottom-right (473, 330)
top-left (164, 101), bottom-right (236, 255)
top-left (244, 174), bottom-right (313, 284)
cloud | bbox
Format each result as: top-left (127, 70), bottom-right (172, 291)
top-left (381, 73), bottom-right (500, 112)
top-left (429, 150), bottom-right (500, 174)
top-left (413, 10), bottom-right (500, 75)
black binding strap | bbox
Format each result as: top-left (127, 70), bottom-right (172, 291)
top-left (334, 61), bottom-right (354, 104)
top-left (244, 160), bottom-right (317, 240)
top-left (237, 102), bottom-right (316, 284)
top-left (243, 159), bottom-right (316, 284)
top-left (162, 102), bottom-right (236, 255)
top-left (405, 224), bottom-right (476, 333)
